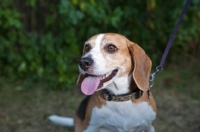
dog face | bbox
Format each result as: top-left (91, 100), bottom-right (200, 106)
top-left (78, 33), bottom-right (152, 95)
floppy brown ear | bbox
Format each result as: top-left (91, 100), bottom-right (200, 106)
top-left (77, 74), bottom-right (86, 85)
top-left (128, 42), bottom-right (152, 91)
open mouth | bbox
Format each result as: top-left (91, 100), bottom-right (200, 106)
top-left (85, 69), bottom-right (118, 88)
top-left (99, 69), bottom-right (118, 87)
top-left (81, 69), bottom-right (118, 95)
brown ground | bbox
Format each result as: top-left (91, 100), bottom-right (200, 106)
top-left (0, 68), bottom-right (200, 132)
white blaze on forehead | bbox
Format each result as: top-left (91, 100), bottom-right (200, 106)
top-left (90, 34), bottom-right (105, 55)
top-left (92, 34), bottom-right (105, 56)
top-left (82, 34), bottom-right (105, 58)
top-left (95, 34), bottom-right (105, 47)
top-left (87, 34), bottom-right (106, 75)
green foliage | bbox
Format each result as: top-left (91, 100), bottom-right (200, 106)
top-left (0, 0), bottom-right (199, 90)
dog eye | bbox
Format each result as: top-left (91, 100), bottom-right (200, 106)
top-left (106, 44), bottom-right (118, 53)
top-left (85, 44), bottom-right (91, 52)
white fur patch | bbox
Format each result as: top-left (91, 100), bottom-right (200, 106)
top-left (90, 34), bottom-right (107, 75)
top-left (95, 34), bottom-right (105, 46)
top-left (84, 101), bottom-right (156, 132)
top-left (106, 75), bottom-right (132, 95)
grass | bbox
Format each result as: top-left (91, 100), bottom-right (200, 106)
top-left (0, 66), bottom-right (200, 132)
top-left (153, 68), bottom-right (200, 132)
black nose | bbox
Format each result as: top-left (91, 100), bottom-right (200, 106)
top-left (79, 57), bottom-right (93, 71)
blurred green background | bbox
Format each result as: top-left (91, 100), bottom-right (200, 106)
top-left (0, 0), bottom-right (199, 90)
top-left (0, 0), bottom-right (200, 132)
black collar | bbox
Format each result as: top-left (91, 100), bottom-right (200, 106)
top-left (102, 87), bottom-right (143, 102)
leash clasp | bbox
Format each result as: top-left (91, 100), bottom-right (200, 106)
top-left (149, 66), bottom-right (163, 90)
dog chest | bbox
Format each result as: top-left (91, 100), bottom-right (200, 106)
top-left (85, 101), bottom-right (156, 132)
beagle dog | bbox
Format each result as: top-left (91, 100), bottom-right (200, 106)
top-left (49, 33), bottom-right (157, 132)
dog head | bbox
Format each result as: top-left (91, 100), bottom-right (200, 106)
top-left (77, 33), bottom-right (152, 95)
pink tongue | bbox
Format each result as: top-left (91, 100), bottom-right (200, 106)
top-left (81, 76), bottom-right (101, 95)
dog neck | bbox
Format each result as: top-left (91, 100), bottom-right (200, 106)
top-left (104, 74), bottom-right (137, 95)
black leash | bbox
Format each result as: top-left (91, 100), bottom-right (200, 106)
top-left (149, 0), bottom-right (191, 89)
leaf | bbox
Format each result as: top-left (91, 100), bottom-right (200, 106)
top-left (18, 62), bottom-right (27, 72)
